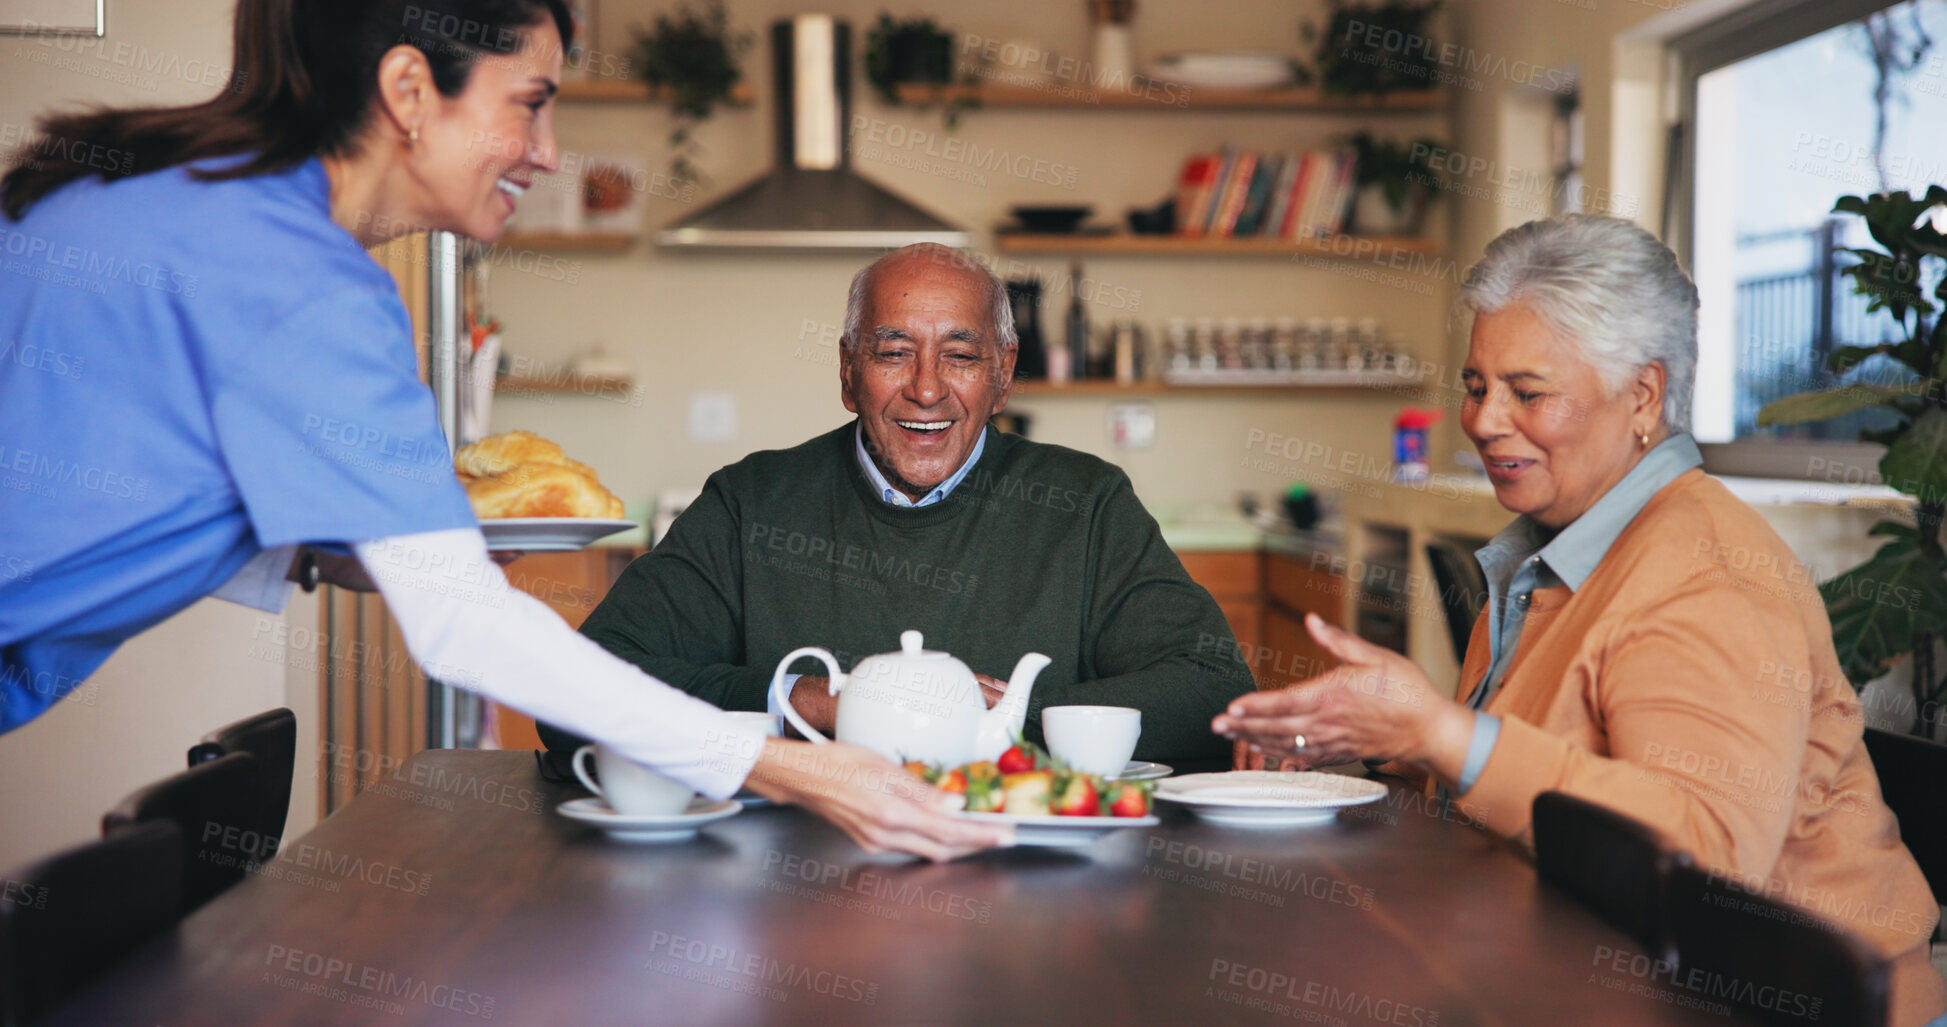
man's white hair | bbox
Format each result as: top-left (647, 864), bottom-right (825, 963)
top-left (841, 243), bottom-right (1018, 351)
top-left (1459, 214), bottom-right (1698, 431)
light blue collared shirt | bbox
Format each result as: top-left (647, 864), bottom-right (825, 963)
top-left (1453, 434), bottom-right (1704, 794)
top-left (853, 422), bottom-right (987, 507)
top-left (770, 423), bottom-right (990, 715)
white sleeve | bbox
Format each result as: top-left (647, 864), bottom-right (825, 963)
top-left (351, 528), bottom-right (764, 798)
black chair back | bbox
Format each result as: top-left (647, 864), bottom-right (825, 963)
top-left (1533, 791), bottom-right (1688, 965)
top-left (1423, 540), bottom-right (1487, 666)
top-left (188, 707), bottom-right (296, 862)
top-left (1861, 726), bottom-right (1947, 905)
top-left (102, 752), bottom-right (265, 915)
top-left (1667, 861), bottom-right (1890, 1026)
top-left (0, 820), bottom-right (183, 1027)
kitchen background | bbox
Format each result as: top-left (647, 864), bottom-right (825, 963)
top-left (0, 0), bottom-right (1708, 865)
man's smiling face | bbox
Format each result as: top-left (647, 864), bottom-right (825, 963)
top-left (841, 252), bottom-right (1016, 501)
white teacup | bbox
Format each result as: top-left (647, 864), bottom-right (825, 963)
top-left (1042, 705), bottom-right (1142, 777)
top-left (571, 745), bottom-right (695, 816)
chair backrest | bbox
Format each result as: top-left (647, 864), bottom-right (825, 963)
top-left (1667, 861), bottom-right (1890, 1026)
top-left (1532, 790), bottom-right (1688, 966)
top-left (1423, 540), bottom-right (1487, 666)
top-left (187, 707), bottom-right (296, 863)
top-left (1860, 726), bottom-right (1947, 905)
top-left (0, 820), bottom-right (183, 1027)
top-left (102, 751), bottom-right (265, 916)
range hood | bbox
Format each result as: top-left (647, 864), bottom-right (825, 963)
top-left (655, 15), bottom-right (972, 253)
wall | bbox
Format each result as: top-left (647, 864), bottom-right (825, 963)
top-left (0, 0), bottom-right (321, 868)
top-left (489, 0), bottom-right (1454, 519)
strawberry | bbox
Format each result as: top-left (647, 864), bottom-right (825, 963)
top-left (1106, 780), bottom-right (1152, 818)
top-left (936, 768), bottom-right (968, 795)
top-left (1051, 773), bottom-right (1100, 817)
top-left (1000, 769), bottom-right (1054, 816)
top-left (996, 744), bottom-right (1037, 775)
top-left (961, 761), bottom-right (1005, 812)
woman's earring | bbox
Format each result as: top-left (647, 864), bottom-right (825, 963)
top-left (1638, 429), bottom-right (1650, 449)
top-left (408, 127), bottom-right (420, 148)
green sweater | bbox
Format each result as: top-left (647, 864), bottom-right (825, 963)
top-left (554, 423), bottom-right (1251, 761)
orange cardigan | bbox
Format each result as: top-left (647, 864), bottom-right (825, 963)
top-left (1452, 469), bottom-right (1945, 1026)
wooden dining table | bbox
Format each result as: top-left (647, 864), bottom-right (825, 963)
top-left (47, 749), bottom-right (1754, 1026)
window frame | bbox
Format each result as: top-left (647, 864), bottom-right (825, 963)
top-left (1670, 0), bottom-right (1906, 482)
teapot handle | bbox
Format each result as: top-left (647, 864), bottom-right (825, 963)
top-left (769, 647), bottom-right (845, 744)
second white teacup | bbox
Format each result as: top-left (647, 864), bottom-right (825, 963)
top-left (572, 745), bottom-right (695, 816)
top-left (1042, 705), bottom-right (1142, 777)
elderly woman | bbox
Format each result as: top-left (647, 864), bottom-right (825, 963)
top-left (1215, 215), bottom-right (1947, 1026)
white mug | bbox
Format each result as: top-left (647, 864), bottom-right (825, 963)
top-left (1042, 705), bottom-right (1142, 777)
top-left (571, 745), bottom-right (695, 816)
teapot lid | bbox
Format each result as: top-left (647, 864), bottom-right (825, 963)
top-left (898, 630), bottom-right (949, 659)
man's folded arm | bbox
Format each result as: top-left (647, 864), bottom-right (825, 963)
top-left (1047, 473), bottom-right (1254, 761)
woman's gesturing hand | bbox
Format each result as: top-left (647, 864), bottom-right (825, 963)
top-left (1211, 614), bottom-right (1475, 783)
top-left (743, 739), bottom-right (1012, 862)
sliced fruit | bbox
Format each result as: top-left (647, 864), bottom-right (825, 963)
top-left (1001, 769), bottom-right (1055, 817)
top-left (937, 768), bottom-right (968, 795)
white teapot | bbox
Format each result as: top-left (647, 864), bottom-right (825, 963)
top-left (768, 630), bottom-right (1051, 767)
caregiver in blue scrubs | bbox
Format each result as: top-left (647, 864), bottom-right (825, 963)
top-left (0, 0), bottom-right (1002, 860)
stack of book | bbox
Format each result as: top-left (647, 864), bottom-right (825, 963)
top-left (1173, 147), bottom-right (1360, 240)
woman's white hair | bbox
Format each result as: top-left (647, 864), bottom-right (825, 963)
top-left (842, 243), bottom-right (1017, 351)
top-left (1459, 214), bottom-right (1698, 431)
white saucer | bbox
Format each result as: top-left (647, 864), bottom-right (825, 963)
top-left (731, 789), bottom-right (772, 809)
top-left (478, 518), bottom-right (635, 552)
top-left (1155, 771), bottom-right (1387, 828)
top-left (955, 810), bottom-right (1159, 847)
top-left (556, 796), bottom-right (741, 842)
top-left (1120, 761), bottom-right (1174, 781)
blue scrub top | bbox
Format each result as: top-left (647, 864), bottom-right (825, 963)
top-left (0, 157), bottom-right (477, 731)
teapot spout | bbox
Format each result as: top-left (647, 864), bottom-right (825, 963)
top-left (976, 652), bottom-right (1050, 759)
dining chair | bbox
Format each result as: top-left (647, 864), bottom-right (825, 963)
top-left (1666, 860), bottom-right (1889, 1026)
top-left (102, 751), bottom-right (266, 916)
top-left (187, 707), bottom-right (296, 863)
top-left (0, 820), bottom-right (183, 1027)
top-left (1532, 790), bottom-right (1689, 965)
top-left (1861, 727), bottom-right (1947, 907)
top-left (1423, 540), bottom-right (1487, 666)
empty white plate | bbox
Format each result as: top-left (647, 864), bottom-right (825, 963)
top-left (478, 518), bottom-right (635, 552)
top-left (955, 811), bottom-right (1160, 847)
top-left (1156, 771), bottom-right (1387, 827)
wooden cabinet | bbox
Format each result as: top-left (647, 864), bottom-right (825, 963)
top-left (1178, 548), bottom-right (1346, 690)
top-left (492, 548), bottom-right (642, 749)
top-left (1177, 551), bottom-right (1261, 675)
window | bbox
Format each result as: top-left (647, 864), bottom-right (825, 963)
top-left (1676, 0), bottom-right (1941, 478)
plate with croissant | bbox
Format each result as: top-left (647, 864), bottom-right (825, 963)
top-left (455, 431), bottom-right (635, 552)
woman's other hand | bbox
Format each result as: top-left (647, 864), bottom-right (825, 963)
top-left (743, 739), bottom-right (1012, 862)
top-left (1212, 614), bottom-right (1474, 785)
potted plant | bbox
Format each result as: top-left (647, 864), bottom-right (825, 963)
top-left (1345, 132), bottom-right (1444, 236)
top-left (864, 14), bottom-right (954, 105)
top-left (1757, 187), bottom-right (1947, 739)
top-left (1306, 0), bottom-right (1441, 98)
top-left (633, 0), bottom-right (753, 182)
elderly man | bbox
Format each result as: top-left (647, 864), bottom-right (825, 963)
top-left (543, 244), bottom-right (1250, 763)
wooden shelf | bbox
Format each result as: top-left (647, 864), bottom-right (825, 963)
top-left (895, 82), bottom-right (1441, 112)
top-left (496, 232), bottom-right (636, 252)
top-left (994, 233), bottom-right (1439, 260)
top-left (495, 373), bottom-right (637, 395)
top-left (1012, 378), bottom-right (1411, 396)
top-left (556, 79), bottom-right (756, 105)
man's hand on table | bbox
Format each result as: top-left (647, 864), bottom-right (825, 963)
top-left (741, 738), bottom-right (1012, 861)
top-left (1211, 613), bottom-right (1473, 785)
top-left (787, 673), bottom-right (1005, 737)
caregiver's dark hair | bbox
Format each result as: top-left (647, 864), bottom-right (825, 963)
top-left (0, 0), bottom-right (572, 220)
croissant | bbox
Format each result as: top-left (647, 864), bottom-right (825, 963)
top-left (453, 431), bottom-right (624, 519)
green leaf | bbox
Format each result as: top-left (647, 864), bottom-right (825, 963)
top-left (1833, 195), bottom-right (1871, 217)
top-left (1821, 534), bottom-right (1947, 686)
top-left (1757, 386), bottom-right (1911, 427)
top-left (1879, 407), bottom-right (1947, 503)
top-left (1828, 344), bottom-right (1894, 374)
